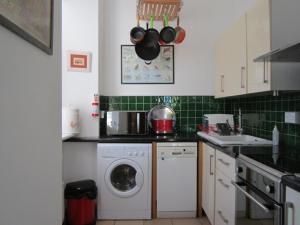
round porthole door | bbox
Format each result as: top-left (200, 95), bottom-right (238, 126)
top-left (105, 159), bottom-right (144, 198)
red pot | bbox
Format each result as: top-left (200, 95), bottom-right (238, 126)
top-left (152, 119), bottom-right (173, 134)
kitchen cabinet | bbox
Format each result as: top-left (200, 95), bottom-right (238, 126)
top-left (214, 16), bottom-right (247, 98)
top-left (247, 0), bottom-right (300, 93)
top-left (246, 0), bottom-right (271, 93)
top-left (202, 143), bottom-right (216, 224)
top-left (202, 144), bottom-right (236, 225)
top-left (214, 0), bottom-right (300, 98)
top-left (285, 187), bottom-right (300, 225)
top-left (215, 151), bottom-right (236, 225)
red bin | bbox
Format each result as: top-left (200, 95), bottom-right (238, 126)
top-left (65, 180), bottom-right (97, 225)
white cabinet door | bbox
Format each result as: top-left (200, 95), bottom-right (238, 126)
top-left (214, 33), bottom-right (227, 98)
top-left (202, 143), bottom-right (215, 224)
top-left (225, 15), bottom-right (247, 97)
top-left (214, 16), bottom-right (247, 98)
top-left (247, 0), bottom-right (271, 93)
top-left (285, 187), bottom-right (300, 225)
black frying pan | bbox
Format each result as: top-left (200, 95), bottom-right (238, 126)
top-left (135, 42), bottom-right (160, 62)
top-left (160, 15), bottom-right (176, 44)
top-left (143, 16), bottom-right (160, 47)
top-left (130, 18), bottom-right (145, 44)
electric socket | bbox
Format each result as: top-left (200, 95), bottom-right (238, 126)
top-left (285, 112), bottom-right (300, 124)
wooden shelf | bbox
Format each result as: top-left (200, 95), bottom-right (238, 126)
top-left (137, 0), bottom-right (182, 21)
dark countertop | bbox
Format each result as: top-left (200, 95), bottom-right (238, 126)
top-left (64, 132), bottom-right (239, 158)
top-left (64, 132), bottom-right (203, 143)
top-left (64, 133), bottom-right (300, 186)
top-left (237, 146), bottom-right (300, 174)
top-left (282, 175), bottom-right (300, 193)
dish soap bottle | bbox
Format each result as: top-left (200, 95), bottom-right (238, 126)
top-left (272, 125), bottom-right (279, 146)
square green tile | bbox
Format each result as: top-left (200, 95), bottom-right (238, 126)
top-left (121, 96), bottom-right (129, 104)
top-left (144, 96), bottom-right (151, 104)
top-left (121, 104), bottom-right (129, 111)
top-left (137, 104), bottom-right (144, 111)
top-left (129, 104), bottom-right (136, 111)
top-left (137, 96), bottom-right (144, 104)
top-left (129, 96), bottom-right (137, 104)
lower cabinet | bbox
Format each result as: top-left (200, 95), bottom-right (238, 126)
top-left (202, 142), bottom-right (236, 225)
top-left (202, 143), bottom-right (216, 224)
top-left (215, 170), bottom-right (236, 225)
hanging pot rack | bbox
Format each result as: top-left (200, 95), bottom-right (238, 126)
top-left (137, 0), bottom-right (183, 21)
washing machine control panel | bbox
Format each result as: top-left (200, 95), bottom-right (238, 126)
top-left (100, 144), bottom-right (150, 158)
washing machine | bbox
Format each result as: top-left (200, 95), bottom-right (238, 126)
top-left (97, 143), bottom-right (151, 220)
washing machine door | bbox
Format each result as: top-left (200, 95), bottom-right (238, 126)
top-left (105, 159), bottom-right (144, 198)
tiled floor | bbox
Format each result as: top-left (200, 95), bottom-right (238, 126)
top-left (96, 217), bottom-right (211, 225)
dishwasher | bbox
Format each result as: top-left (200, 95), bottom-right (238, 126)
top-left (157, 142), bottom-right (197, 218)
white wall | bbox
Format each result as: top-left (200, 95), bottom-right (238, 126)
top-left (0, 0), bottom-right (62, 224)
top-left (63, 143), bottom-right (97, 183)
top-left (100, 0), bottom-right (255, 96)
top-left (62, 0), bottom-right (99, 137)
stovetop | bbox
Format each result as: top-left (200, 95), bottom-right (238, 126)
top-left (237, 146), bottom-right (300, 174)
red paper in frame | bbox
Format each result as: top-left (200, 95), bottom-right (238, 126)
top-left (67, 51), bottom-right (92, 72)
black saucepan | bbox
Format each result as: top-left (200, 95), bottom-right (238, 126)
top-left (130, 19), bottom-right (146, 44)
top-left (160, 15), bottom-right (176, 44)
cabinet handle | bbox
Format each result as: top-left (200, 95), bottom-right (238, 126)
top-left (218, 210), bottom-right (229, 224)
top-left (241, 66), bottom-right (246, 88)
top-left (221, 75), bottom-right (225, 92)
top-left (218, 158), bottom-right (230, 166)
top-left (263, 61), bottom-right (268, 83)
top-left (285, 202), bottom-right (295, 225)
top-left (209, 155), bottom-right (214, 176)
top-left (218, 178), bottom-right (230, 188)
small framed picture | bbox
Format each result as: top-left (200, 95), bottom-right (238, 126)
top-left (67, 51), bottom-right (92, 72)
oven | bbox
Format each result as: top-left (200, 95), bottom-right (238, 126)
top-left (233, 158), bottom-right (283, 225)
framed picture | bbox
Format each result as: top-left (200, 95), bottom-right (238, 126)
top-left (0, 0), bottom-right (54, 55)
top-left (67, 51), bottom-right (92, 72)
top-left (121, 45), bottom-right (174, 84)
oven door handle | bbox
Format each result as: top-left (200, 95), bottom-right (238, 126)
top-left (231, 181), bottom-right (270, 213)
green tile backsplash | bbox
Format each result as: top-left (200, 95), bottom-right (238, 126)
top-left (100, 93), bottom-right (300, 146)
top-left (226, 92), bottom-right (300, 147)
top-left (100, 96), bottom-right (226, 133)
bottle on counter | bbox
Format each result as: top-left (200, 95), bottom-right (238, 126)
top-left (272, 125), bottom-right (279, 146)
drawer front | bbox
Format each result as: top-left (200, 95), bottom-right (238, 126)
top-left (215, 170), bottom-right (235, 225)
top-left (215, 208), bottom-right (234, 225)
top-left (216, 150), bottom-right (236, 180)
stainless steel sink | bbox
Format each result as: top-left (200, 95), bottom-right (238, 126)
top-left (197, 131), bottom-right (272, 146)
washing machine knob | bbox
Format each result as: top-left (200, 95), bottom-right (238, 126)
top-left (140, 152), bottom-right (145, 157)
top-left (128, 152), bottom-right (133, 156)
top-left (134, 152), bottom-right (138, 156)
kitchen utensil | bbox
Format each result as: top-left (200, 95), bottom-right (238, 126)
top-left (130, 17), bottom-right (146, 44)
top-left (174, 17), bottom-right (186, 44)
top-left (62, 106), bottom-right (80, 135)
top-left (143, 16), bottom-right (160, 47)
top-left (148, 105), bottom-right (176, 134)
top-left (135, 20), bottom-right (161, 62)
top-left (135, 42), bottom-right (160, 61)
top-left (160, 15), bottom-right (176, 44)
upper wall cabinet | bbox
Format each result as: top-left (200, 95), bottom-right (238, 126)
top-left (214, 16), bottom-right (247, 98)
top-left (215, 0), bottom-right (300, 98)
top-left (247, 0), bottom-right (271, 93)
